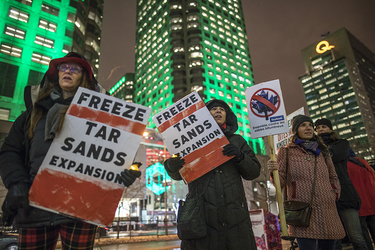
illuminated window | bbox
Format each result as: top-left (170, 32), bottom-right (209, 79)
top-left (38, 19), bottom-right (57, 32)
top-left (15, 0), bottom-right (33, 6)
top-left (35, 35), bottom-right (54, 48)
top-left (41, 3), bottom-right (59, 16)
top-left (4, 25), bottom-right (26, 39)
top-left (9, 7), bottom-right (29, 23)
top-left (75, 17), bottom-right (85, 35)
top-left (31, 52), bottom-right (51, 65)
top-left (85, 37), bottom-right (99, 52)
top-left (170, 24), bottom-right (182, 30)
top-left (88, 11), bottom-right (102, 28)
top-left (190, 52), bottom-right (203, 58)
top-left (0, 43), bottom-right (22, 58)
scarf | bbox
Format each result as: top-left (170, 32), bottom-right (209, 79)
top-left (220, 123), bottom-right (227, 132)
top-left (42, 87), bottom-right (73, 140)
top-left (295, 137), bottom-right (321, 156)
top-left (319, 132), bottom-right (333, 145)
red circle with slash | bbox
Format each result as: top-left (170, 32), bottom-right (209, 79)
top-left (250, 88), bottom-right (281, 118)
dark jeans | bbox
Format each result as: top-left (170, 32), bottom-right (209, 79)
top-left (296, 238), bottom-right (335, 250)
top-left (335, 208), bottom-right (368, 250)
top-left (360, 215), bottom-right (375, 250)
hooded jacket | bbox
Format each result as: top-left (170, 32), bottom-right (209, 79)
top-left (165, 99), bottom-right (261, 250)
top-left (0, 53), bottom-right (106, 228)
top-left (320, 133), bottom-right (361, 211)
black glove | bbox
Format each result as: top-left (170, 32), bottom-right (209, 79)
top-left (167, 156), bottom-right (185, 172)
top-left (119, 169), bottom-right (141, 187)
top-left (5, 183), bottom-right (30, 217)
top-left (222, 143), bottom-right (244, 162)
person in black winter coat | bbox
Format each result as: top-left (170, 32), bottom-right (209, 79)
top-left (164, 99), bottom-right (261, 250)
top-left (0, 52), bottom-right (141, 250)
top-left (315, 118), bottom-right (367, 250)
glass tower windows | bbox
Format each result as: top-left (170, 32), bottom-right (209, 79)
top-left (0, 43), bottom-right (22, 58)
top-left (9, 7), bottom-right (29, 23)
top-left (41, 3), bottom-right (59, 16)
top-left (38, 19), bottom-right (57, 32)
top-left (4, 25), bottom-right (25, 39)
top-left (35, 35), bottom-right (54, 48)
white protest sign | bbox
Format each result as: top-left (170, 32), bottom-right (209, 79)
top-left (273, 107), bottom-right (305, 151)
top-left (245, 79), bottom-right (289, 138)
top-left (152, 92), bottom-right (232, 183)
top-left (29, 87), bottom-right (151, 226)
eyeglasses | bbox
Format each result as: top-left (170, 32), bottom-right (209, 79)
top-left (57, 64), bottom-right (83, 74)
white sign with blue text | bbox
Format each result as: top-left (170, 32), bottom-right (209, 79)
top-left (245, 79), bottom-right (289, 139)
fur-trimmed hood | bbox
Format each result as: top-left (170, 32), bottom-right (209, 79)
top-left (205, 99), bottom-right (238, 136)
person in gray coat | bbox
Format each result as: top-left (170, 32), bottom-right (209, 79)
top-left (164, 99), bottom-right (261, 250)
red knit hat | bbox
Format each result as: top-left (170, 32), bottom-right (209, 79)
top-left (46, 52), bottom-right (93, 81)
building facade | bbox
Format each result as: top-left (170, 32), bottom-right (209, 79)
top-left (299, 28), bottom-right (375, 160)
top-left (0, 0), bottom-right (103, 121)
top-left (109, 73), bottom-right (135, 102)
top-left (133, 0), bottom-right (265, 154)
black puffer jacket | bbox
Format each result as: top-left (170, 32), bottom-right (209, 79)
top-left (320, 133), bottom-right (361, 211)
top-left (165, 99), bottom-right (261, 250)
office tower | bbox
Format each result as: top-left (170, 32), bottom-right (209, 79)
top-left (109, 73), bottom-right (136, 103)
top-left (299, 28), bottom-right (375, 160)
top-left (133, 0), bottom-right (264, 154)
top-left (0, 0), bottom-right (104, 121)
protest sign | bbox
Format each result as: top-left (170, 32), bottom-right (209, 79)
top-left (245, 79), bottom-right (290, 236)
top-left (29, 87), bottom-right (151, 226)
top-left (152, 92), bottom-right (232, 184)
top-left (273, 107), bottom-right (305, 152)
top-left (245, 79), bottom-right (289, 139)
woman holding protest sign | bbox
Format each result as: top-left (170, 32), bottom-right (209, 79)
top-left (164, 99), bottom-right (261, 250)
top-left (0, 52), bottom-right (141, 250)
top-left (267, 115), bottom-right (345, 250)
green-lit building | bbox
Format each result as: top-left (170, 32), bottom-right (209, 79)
top-left (133, 0), bottom-right (264, 154)
top-left (109, 73), bottom-right (135, 103)
top-left (0, 0), bottom-right (104, 121)
top-left (299, 28), bottom-right (375, 160)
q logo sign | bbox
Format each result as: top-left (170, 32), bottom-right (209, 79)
top-left (316, 41), bottom-right (335, 54)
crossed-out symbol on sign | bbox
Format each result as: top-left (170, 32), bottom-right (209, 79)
top-left (250, 88), bottom-right (280, 120)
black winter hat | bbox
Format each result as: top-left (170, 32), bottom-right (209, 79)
top-left (314, 118), bottom-right (333, 130)
top-left (292, 115), bottom-right (313, 133)
top-left (206, 99), bottom-right (229, 111)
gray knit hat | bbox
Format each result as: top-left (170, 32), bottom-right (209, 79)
top-left (292, 115), bottom-right (313, 133)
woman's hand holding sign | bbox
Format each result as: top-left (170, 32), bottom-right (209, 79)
top-left (167, 154), bottom-right (185, 173)
top-left (119, 168), bottom-right (142, 187)
top-left (222, 143), bottom-right (244, 162)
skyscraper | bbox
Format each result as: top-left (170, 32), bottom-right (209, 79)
top-left (109, 73), bottom-right (135, 103)
top-left (0, 0), bottom-right (104, 121)
top-left (133, 0), bottom-right (264, 154)
top-left (299, 28), bottom-right (375, 160)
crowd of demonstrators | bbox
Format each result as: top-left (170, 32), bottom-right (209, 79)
top-left (164, 99), bottom-right (261, 250)
top-left (315, 118), bottom-right (367, 250)
top-left (268, 115), bottom-right (345, 250)
top-left (347, 157), bottom-right (375, 250)
top-left (0, 52), bottom-right (141, 250)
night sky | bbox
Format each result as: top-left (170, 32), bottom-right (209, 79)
top-left (98, 0), bottom-right (375, 115)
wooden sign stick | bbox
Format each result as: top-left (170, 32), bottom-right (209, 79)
top-left (268, 135), bottom-right (288, 237)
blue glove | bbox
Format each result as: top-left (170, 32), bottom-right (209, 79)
top-left (119, 169), bottom-right (141, 187)
top-left (222, 143), bottom-right (244, 162)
